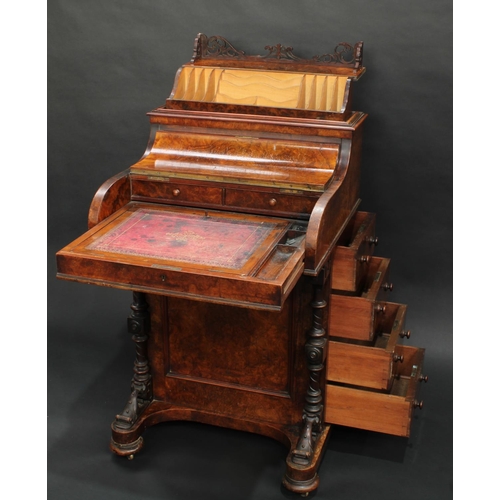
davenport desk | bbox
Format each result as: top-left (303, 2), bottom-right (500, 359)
top-left (56, 35), bottom-right (427, 496)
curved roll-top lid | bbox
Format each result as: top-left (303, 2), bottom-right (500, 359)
top-left (130, 129), bottom-right (340, 192)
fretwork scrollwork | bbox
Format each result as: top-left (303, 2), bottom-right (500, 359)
top-left (264, 44), bottom-right (301, 61)
top-left (312, 41), bottom-right (363, 67)
top-left (191, 33), bottom-right (363, 68)
top-left (194, 34), bottom-right (246, 60)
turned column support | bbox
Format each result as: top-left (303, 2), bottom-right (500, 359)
top-left (284, 264), bottom-right (331, 494)
top-left (113, 292), bottom-right (153, 432)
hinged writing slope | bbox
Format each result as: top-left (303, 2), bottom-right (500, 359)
top-left (56, 203), bottom-right (307, 310)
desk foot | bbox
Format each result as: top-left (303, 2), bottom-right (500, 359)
top-left (110, 436), bottom-right (144, 458)
top-left (282, 424), bottom-right (331, 495)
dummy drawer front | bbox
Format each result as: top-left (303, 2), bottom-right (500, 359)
top-left (331, 211), bottom-right (377, 293)
top-left (329, 257), bottom-right (393, 342)
top-left (224, 189), bottom-right (317, 217)
top-left (327, 303), bottom-right (408, 391)
top-left (131, 179), bottom-right (223, 206)
top-left (324, 346), bottom-right (426, 438)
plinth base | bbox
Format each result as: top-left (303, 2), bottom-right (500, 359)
top-left (109, 400), bottom-right (332, 494)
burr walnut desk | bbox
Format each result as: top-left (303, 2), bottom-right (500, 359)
top-left (56, 34), bottom-right (427, 495)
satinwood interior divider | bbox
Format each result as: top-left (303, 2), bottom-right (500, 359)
top-left (172, 66), bottom-right (348, 112)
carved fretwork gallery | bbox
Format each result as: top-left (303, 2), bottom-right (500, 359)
top-left (56, 34), bottom-right (427, 495)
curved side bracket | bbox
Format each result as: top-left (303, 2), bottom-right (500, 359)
top-left (305, 139), bottom-right (360, 275)
top-left (88, 168), bottom-right (131, 229)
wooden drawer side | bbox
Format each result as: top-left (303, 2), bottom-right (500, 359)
top-left (329, 258), bottom-right (391, 342)
top-left (328, 294), bottom-right (374, 341)
top-left (327, 340), bottom-right (392, 390)
top-left (331, 211), bottom-right (377, 292)
top-left (327, 302), bottom-right (408, 390)
top-left (324, 346), bottom-right (426, 437)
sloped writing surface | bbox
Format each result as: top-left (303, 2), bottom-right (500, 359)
top-left (56, 203), bottom-right (307, 309)
top-left (88, 207), bottom-right (278, 270)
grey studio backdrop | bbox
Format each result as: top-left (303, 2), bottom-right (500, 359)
top-left (48, 1), bottom-right (452, 500)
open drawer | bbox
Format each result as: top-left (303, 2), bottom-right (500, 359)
top-left (324, 346), bottom-right (426, 437)
top-left (56, 202), bottom-right (307, 311)
top-left (329, 256), bottom-right (394, 341)
top-left (331, 211), bottom-right (377, 293)
top-left (327, 302), bottom-right (410, 390)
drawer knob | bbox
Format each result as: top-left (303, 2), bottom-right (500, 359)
top-left (359, 255), bottom-right (370, 263)
top-left (382, 282), bottom-right (393, 292)
top-left (419, 375), bottom-right (429, 383)
top-left (368, 236), bottom-right (379, 246)
top-left (269, 198), bottom-right (277, 207)
top-left (374, 304), bottom-right (386, 314)
top-left (393, 354), bottom-right (404, 363)
top-left (413, 400), bottom-right (424, 409)
top-left (172, 189), bottom-right (181, 197)
top-left (399, 330), bottom-right (411, 339)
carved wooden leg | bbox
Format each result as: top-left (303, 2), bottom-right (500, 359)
top-left (110, 292), bottom-right (152, 457)
top-left (283, 269), bottom-right (330, 495)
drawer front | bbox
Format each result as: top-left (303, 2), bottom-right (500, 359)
top-left (225, 189), bottom-right (317, 216)
top-left (327, 303), bottom-right (408, 390)
top-left (131, 178), bottom-right (223, 206)
top-left (324, 346), bottom-right (426, 437)
top-left (331, 212), bottom-right (377, 293)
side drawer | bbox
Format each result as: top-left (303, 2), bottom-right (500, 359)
top-left (131, 178), bottom-right (223, 206)
top-left (327, 303), bottom-right (408, 390)
top-left (331, 211), bottom-right (378, 293)
top-left (224, 188), bottom-right (317, 217)
top-left (329, 257), bottom-right (394, 342)
top-left (324, 346), bottom-right (426, 438)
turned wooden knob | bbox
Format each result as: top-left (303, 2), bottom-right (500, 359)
top-left (399, 330), bottom-right (411, 339)
top-left (419, 375), bottom-right (429, 383)
top-left (393, 354), bottom-right (404, 363)
top-left (374, 304), bottom-right (386, 314)
top-left (368, 236), bottom-right (379, 246)
top-left (269, 198), bottom-right (277, 207)
top-left (359, 255), bottom-right (370, 263)
top-left (382, 282), bottom-right (393, 292)
top-left (172, 188), bottom-right (181, 197)
top-left (413, 400), bottom-right (424, 409)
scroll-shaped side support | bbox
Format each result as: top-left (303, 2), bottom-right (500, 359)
top-left (305, 131), bottom-right (366, 275)
top-left (283, 266), bottom-right (331, 495)
top-left (88, 168), bottom-right (131, 229)
top-left (111, 292), bottom-right (152, 457)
